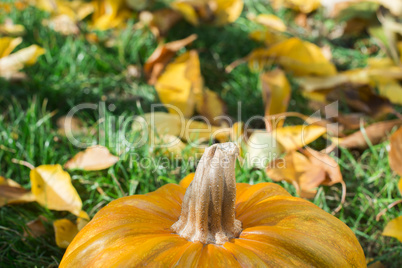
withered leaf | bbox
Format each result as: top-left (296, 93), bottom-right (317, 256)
top-left (145, 34), bottom-right (197, 85)
top-left (53, 219), bottom-right (79, 248)
top-left (336, 119), bottom-right (402, 149)
top-left (389, 127), bottom-right (402, 176)
top-left (64, 146), bottom-right (119, 171)
top-left (30, 165), bottom-right (82, 216)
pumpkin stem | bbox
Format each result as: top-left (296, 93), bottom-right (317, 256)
top-left (171, 142), bottom-right (242, 245)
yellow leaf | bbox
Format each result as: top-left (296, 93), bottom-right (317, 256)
top-left (0, 44), bottom-right (45, 79)
top-left (271, 0), bottom-right (321, 13)
top-left (383, 216), bottom-right (402, 242)
top-left (0, 37), bottom-right (22, 58)
top-left (0, 176), bottom-right (36, 207)
top-left (246, 131), bottom-right (284, 169)
top-left (138, 9), bottom-right (182, 37)
top-left (53, 219), bottom-right (79, 248)
top-left (77, 210), bottom-right (90, 231)
top-left (91, 0), bottom-right (132, 30)
top-left (252, 14), bottom-right (287, 32)
top-left (145, 34), bottom-right (197, 85)
top-left (260, 69), bottom-right (291, 128)
top-left (275, 125), bottom-right (327, 152)
top-left (171, 0), bottom-right (243, 26)
top-left (195, 88), bottom-right (226, 126)
top-left (155, 50), bottom-right (202, 118)
top-left (0, 19), bottom-right (25, 36)
top-left (248, 38), bottom-right (337, 76)
top-left (249, 29), bottom-right (288, 46)
top-left (137, 112), bottom-right (229, 144)
top-left (64, 145), bottom-right (119, 171)
top-left (30, 165), bottom-right (82, 216)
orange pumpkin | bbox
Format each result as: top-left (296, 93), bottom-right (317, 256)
top-left (60, 143), bottom-right (366, 267)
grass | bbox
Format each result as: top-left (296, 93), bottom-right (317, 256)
top-left (1, 0), bottom-right (402, 267)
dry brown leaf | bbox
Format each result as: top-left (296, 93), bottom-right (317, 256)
top-left (145, 34), bottom-right (197, 85)
top-left (57, 116), bottom-right (86, 136)
top-left (64, 146), bottom-right (119, 171)
top-left (0, 176), bottom-right (35, 207)
top-left (389, 127), bottom-right (402, 176)
top-left (138, 9), bottom-right (182, 37)
top-left (267, 149), bottom-right (344, 200)
top-left (30, 165), bottom-right (82, 216)
top-left (155, 50), bottom-right (203, 118)
top-left (53, 219), bottom-right (79, 248)
top-left (326, 85), bottom-right (394, 119)
top-left (260, 69), bottom-right (291, 128)
top-left (24, 216), bottom-right (48, 238)
top-left (336, 119), bottom-right (402, 149)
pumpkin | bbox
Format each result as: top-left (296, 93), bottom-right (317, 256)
top-left (60, 143), bottom-right (366, 267)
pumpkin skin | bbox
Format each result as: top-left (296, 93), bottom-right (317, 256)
top-left (60, 180), bottom-right (366, 267)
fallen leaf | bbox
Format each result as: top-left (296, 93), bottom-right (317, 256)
top-left (246, 130), bottom-right (284, 169)
top-left (43, 14), bottom-right (80, 35)
top-left (326, 85), bottom-right (394, 119)
top-left (138, 9), bottom-right (182, 37)
top-left (77, 210), bottom-right (90, 231)
top-left (145, 34), bottom-right (197, 85)
top-left (267, 149), bottom-right (344, 199)
top-left (0, 37), bottom-right (22, 58)
top-left (30, 165), bottom-right (82, 216)
top-left (126, 0), bottom-right (149, 10)
top-left (271, 0), bottom-right (321, 13)
top-left (171, 0), bottom-right (243, 26)
top-left (251, 14), bottom-right (287, 32)
top-left (0, 176), bottom-right (35, 207)
top-left (57, 116), bottom-right (86, 136)
top-left (382, 216), bottom-right (402, 242)
top-left (389, 127), bottom-right (402, 176)
top-left (275, 124), bottom-right (327, 152)
top-left (136, 112), bottom-right (230, 145)
top-left (155, 50), bottom-right (202, 118)
top-left (24, 216), bottom-right (47, 238)
top-left (0, 19), bottom-right (25, 35)
top-left (53, 219), bottom-right (79, 248)
top-left (260, 69), bottom-right (291, 128)
top-left (91, 0), bottom-right (133, 30)
top-left (195, 88), bottom-right (227, 126)
top-left (0, 43), bottom-right (45, 79)
top-left (248, 29), bottom-right (288, 46)
top-left (336, 119), bottom-right (402, 149)
top-left (247, 38), bottom-right (337, 76)
top-left (64, 146), bottom-right (119, 171)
